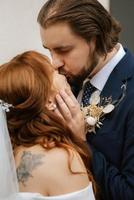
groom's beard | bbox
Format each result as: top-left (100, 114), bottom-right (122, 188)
top-left (68, 52), bottom-right (99, 95)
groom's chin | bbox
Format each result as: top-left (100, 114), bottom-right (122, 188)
top-left (68, 76), bottom-right (84, 89)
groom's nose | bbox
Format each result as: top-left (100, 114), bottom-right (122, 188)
top-left (51, 53), bottom-right (64, 70)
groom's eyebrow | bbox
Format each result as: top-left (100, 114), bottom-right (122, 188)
top-left (43, 44), bottom-right (73, 51)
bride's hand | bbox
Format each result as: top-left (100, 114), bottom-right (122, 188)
top-left (55, 89), bottom-right (86, 141)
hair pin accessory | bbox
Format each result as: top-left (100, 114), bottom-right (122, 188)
top-left (0, 100), bottom-right (13, 112)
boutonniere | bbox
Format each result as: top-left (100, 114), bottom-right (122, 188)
top-left (81, 82), bottom-right (127, 133)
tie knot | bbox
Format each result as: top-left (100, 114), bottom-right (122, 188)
top-left (81, 81), bottom-right (96, 107)
top-left (84, 81), bottom-right (94, 91)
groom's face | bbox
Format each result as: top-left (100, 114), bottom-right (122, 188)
top-left (40, 22), bottom-right (97, 85)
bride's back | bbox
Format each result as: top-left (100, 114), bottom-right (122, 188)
top-left (15, 145), bottom-right (92, 197)
top-left (0, 51), bottom-right (96, 200)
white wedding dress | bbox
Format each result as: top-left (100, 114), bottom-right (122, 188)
top-left (6, 183), bottom-right (95, 200)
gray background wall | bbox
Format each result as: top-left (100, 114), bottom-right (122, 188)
top-left (0, 0), bottom-right (134, 65)
top-left (111, 0), bottom-right (134, 53)
top-left (0, 0), bottom-right (109, 65)
top-left (0, 0), bottom-right (47, 65)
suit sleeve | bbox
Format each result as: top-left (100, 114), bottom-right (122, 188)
top-left (89, 106), bottom-right (134, 200)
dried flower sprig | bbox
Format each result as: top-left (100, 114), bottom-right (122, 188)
top-left (81, 91), bottom-right (115, 133)
top-left (81, 81), bottom-right (127, 133)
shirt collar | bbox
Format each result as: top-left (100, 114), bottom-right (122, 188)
top-left (90, 43), bottom-right (126, 91)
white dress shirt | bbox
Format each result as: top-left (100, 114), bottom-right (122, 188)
top-left (90, 43), bottom-right (126, 91)
top-left (77, 43), bottom-right (126, 103)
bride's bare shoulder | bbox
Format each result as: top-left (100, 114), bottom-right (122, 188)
top-left (15, 145), bottom-right (89, 196)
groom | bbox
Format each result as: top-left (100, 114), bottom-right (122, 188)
top-left (37, 0), bottom-right (134, 199)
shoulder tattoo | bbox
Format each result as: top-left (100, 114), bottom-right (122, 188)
top-left (16, 151), bottom-right (44, 186)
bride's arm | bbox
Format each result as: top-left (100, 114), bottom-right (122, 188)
top-left (15, 146), bottom-right (89, 196)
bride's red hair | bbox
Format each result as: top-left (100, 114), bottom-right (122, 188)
top-left (0, 51), bottom-right (96, 193)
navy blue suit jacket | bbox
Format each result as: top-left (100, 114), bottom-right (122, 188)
top-left (87, 49), bottom-right (134, 200)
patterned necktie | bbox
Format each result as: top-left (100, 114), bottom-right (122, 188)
top-left (81, 80), bottom-right (96, 107)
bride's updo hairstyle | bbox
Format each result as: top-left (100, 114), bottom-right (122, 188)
top-left (0, 51), bottom-right (96, 192)
top-left (0, 51), bottom-right (53, 147)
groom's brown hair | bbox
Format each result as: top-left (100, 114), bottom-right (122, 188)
top-left (38, 0), bottom-right (121, 56)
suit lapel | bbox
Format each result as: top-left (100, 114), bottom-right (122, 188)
top-left (101, 49), bottom-right (134, 102)
top-left (87, 49), bottom-right (134, 153)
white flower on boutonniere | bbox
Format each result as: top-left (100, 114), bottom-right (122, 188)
top-left (81, 91), bottom-right (115, 133)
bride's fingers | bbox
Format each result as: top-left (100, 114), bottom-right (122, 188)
top-left (59, 90), bottom-right (80, 116)
top-left (52, 106), bottom-right (64, 120)
top-left (56, 91), bottom-right (86, 140)
top-left (55, 93), bottom-right (72, 121)
top-left (65, 88), bottom-right (79, 105)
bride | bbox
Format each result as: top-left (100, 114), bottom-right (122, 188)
top-left (0, 51), bottom-right (96, 200)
